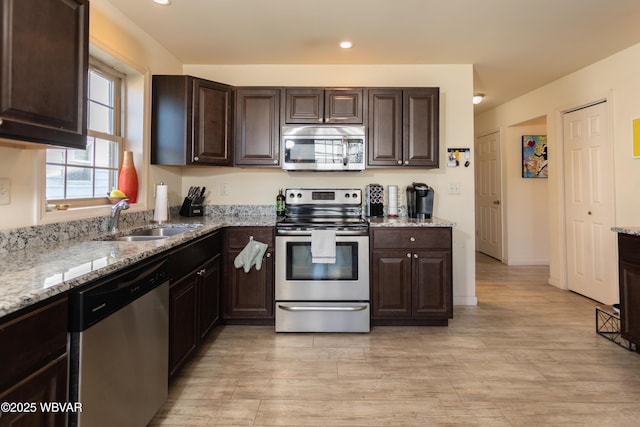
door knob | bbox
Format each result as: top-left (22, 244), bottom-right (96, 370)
top-left (493, 200), bottom-right (500, 205)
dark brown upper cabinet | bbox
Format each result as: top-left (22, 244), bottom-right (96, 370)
top-left (234, 87), bottom-right (282, 166)
top-left (0, 0), bottom-right (89, 149)
top-left (284, 88), bottom-right (363, 124)
top-left (367, 88), bottom-right (439, 168)
top-left (151, 75), bottom-right (233, 166)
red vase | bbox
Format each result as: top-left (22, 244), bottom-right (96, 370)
top-left (118, 151), bottom-right (138, 203)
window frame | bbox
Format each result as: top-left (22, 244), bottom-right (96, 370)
top-left (45, 57), bottom-right (126, 208)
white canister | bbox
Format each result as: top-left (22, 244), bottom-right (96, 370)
top-left (388, 185), bottom-right (398, 217)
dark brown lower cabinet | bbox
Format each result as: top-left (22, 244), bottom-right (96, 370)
top-left (371, 227), bottom-right (452, 325)
top-left (618, 233), bottom-right (640, 349)
top-left (223, 227), bottom-right (274, 324)
top-left (168, 231), bottom-right (222, 379)
top-left (0, 297), bottom-right (69, 427)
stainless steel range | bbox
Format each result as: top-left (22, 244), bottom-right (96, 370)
top-left (275, 188), bottom-right (370, 333)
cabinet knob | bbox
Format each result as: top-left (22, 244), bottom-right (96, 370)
top-left (197, 269), bottom-right (206, 276)
top-left (407, 253), bottom-right (411, 258)
top-left (0, 119), bottom-right (3, 125)
top-left (588, 211), bottom-right (592, 215)
top-left (404, 160), bottom-right (409, 165)
top-left (410, 237), bottom-right (416, 242)
top-left (194, 156), bottom-right (200, 162)
top-left (319, 118), bottom-right (323, 123)
top-left (413, 254), bottom-right (418, 259)
top-left (273, 159), bottom-right (278, 164)
top-left (397, 160), bottom-right (402, 165)
top-left (266, 252), bottom-right (271, 258)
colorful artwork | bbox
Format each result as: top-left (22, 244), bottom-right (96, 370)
top-left (522, 135), bottom-right (547, 178)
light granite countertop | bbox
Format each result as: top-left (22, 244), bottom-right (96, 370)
top-left (0, 214), bottom-right (455, 319)
top-left (612, 226), bottom-right (640, 236)
top-left (0, 215), bottom-right (275, 319)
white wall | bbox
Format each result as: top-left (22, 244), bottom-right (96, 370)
top-left (476, 41), bottom-right (640, 295)
top-left (503, 121), bottom-right (549, 265)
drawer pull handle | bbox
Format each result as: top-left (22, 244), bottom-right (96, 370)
top-left (278, 304), bottom-right (368, 312)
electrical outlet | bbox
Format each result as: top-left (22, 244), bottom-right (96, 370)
top-left (0, 178), bottom-right (10, 205)
top-left (448, 182), bottom-right (461, 195)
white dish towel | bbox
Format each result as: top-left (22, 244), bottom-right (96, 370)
top-left (311, 229), bottom-right (336, 263)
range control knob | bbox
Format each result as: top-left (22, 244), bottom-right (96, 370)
top-left (297, 193), bottom-right (302, 198)
top-left (345, 193), bottom-right (350, 198)
top-left (352, 193), bottom-right (358, 199)
top-left (289, 193), bottom-right (295, 198)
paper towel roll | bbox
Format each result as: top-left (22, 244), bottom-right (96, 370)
top-left (388, 185), bottom-right (398, 217)
top-left (153, 182), bottom-right (168, 222)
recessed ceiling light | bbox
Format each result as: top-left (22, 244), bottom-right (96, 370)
top-left (473, 94), bottom-right (485, 105)
top-left (153, 0), bottom-right (171, 5)
top-left (340, 41), bottom-right (353, 49)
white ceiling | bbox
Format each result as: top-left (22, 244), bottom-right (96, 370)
top-left (103, 0), bottom-right (640, 113)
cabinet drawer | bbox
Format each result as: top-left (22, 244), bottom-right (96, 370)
top-left (226, 227), bottom-right (273, 249)
top-left (0, 297), bottom-right (68, 390)
top-left (372, 228), bottom-right (451, 250)
top-left (168, 231), bottom-right (222, 281)
top-left (619, 234), bottom-right (640, 263)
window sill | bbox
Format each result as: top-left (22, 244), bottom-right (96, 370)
top-left (39, 201), bottom-right (147, 225)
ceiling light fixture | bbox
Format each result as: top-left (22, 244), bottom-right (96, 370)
top-left (153, 0), bottom-right (172, 5)
top-left (340, 41), bottom-right (353, 49)
top-left (473, 94), bottom-right (485, 105)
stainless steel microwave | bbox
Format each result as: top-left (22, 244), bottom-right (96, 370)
top-left (281, 125), bottom-right (366, 171)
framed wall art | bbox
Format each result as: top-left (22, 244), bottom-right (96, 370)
top-left (522, 135), bottom-right (547, 178)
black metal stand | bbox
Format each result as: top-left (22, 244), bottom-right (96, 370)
top-left (596, 306), bottom-right (637, 351)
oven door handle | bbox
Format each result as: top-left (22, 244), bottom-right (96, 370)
top-left (277, 304), bottom-right (368, 312)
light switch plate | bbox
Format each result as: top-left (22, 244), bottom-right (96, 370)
top-left (0, 178), bottom-right (9, 205)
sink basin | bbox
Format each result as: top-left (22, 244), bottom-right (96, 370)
top-left (126, 227), bottom-right (196, 237)
top-left (100, 225), bottom-right (202, 242)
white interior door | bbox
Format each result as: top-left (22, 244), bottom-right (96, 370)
top-left (563, 101), bottom-right (617, 304)
top-left (476, 131), bottom-right (503, 260)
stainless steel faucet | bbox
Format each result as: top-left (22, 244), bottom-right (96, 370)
top-left (109, 198), bottom-right (130, 233)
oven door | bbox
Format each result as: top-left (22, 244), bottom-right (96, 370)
top-left (275, 233), bottom-right (369, 301)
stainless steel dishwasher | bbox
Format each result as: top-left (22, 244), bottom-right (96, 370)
top-left (68, 258), bottom-right (169, 427)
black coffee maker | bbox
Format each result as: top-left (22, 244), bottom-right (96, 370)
top-left (406, 182), bottom-right (434, 219)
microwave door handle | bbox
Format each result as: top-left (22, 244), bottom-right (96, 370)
top-left (342, 136), bottom-right (348, 166)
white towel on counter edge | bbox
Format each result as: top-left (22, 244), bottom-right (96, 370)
top-left (311, 229), bottom-right (336, 264)
top-left (234, 239), bottom-right (268, 272)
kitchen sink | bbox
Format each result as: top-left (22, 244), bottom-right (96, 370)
top-left (100, 225), bottom-right (202, 242)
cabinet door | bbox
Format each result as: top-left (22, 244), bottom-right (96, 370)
top-left (169, 276), bottom-right (198, 379)
top-left (619, 260), bottom-right (640, 346)
top-left (403, 88), bottom-right (439, 167)
top-left (371, 250), bottom-right (412, 318)
top-left (0, 355), bottom-right (68, 427)
top-left (235, 88), bottom-right (281, 166)
top-left (193, 79), bottom-right (232, 165)
top-left (325, 89), bottom-right (363, 123)
top-left (224, 248), bottom-right (274, 320)
top-left (412, 250), bottom-right (452, 318)
top-left (367, 89), bottom-right (403, 166)
top-left (284, 88), bottom-right (323, 123)
top-left (198, 254), bottom-right (221, 340)
top-left (0, 0), bottom-right (88, 149)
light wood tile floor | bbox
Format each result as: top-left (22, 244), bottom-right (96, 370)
top-left (150, 253), bottom-right (640, 426)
